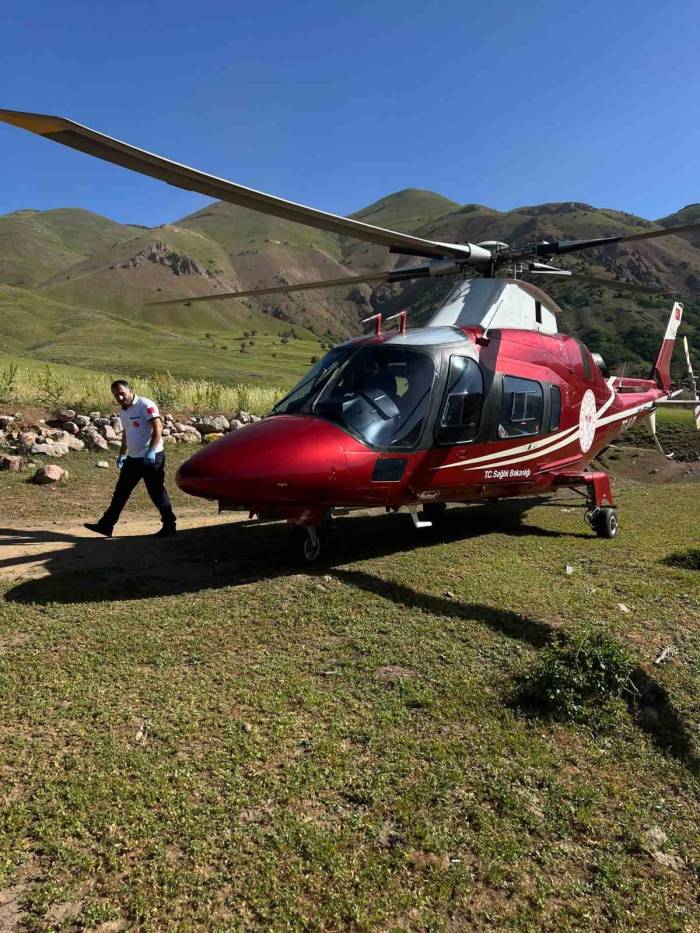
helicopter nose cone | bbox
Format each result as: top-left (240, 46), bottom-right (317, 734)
top-left (175, 415), bottom-right (349, 504)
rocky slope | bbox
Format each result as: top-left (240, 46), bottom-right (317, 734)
top-left (2, 191), bottom-right (699, 377)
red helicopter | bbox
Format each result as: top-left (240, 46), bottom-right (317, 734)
top-left (2, 109), bottom-right (699, 562)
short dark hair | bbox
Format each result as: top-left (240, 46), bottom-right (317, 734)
top-left (111, 379), bottom-right (130, 391)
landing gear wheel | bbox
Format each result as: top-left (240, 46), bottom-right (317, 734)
top-left (593, 507), bottom-right (619, 539)
top-left (290, 524), bottom-right (325, 563)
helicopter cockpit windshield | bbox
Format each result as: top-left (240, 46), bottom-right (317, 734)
top-left (273, 344), bottom-right (436, 449)
top-left (313, 346), bottom-right (435, 448)
top-left (272, 346), bottom-right (354, 415)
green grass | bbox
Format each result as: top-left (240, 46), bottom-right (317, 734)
top-left (0, 448), bottom-right (698, 930)
top-left (0, 354), bottom-right (287, 416)
top-left (0, 284), bottom-right (324, 386)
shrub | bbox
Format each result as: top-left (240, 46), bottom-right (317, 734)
top-left (0, 359), bottom-right (19, 402)
top-left (147, 371), bottom-right (178, 409)
top-left (517, 633), bottom-right (637, 723)
top-left (37, 365), bottom-right (68, 406)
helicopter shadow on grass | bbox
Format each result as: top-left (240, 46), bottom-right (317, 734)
top-left (1, 497), bottom-right (586, 607)
top-left (1, 500), bottom-right (696, 775)
top-left (332, 567), bottom-right (700, 777)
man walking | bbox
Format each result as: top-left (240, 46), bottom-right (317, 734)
top-left (84, 380), bottom-right (177, 538)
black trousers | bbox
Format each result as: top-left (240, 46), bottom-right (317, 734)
top-left (101, 452), bottom-right (176, 530)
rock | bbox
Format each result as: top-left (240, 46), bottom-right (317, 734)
top-left (80, 431), bottom-right (109, 452)
top-left (58, 408), bottom-right (76, 421)
top-left (65, 437), bottom-right (85, 451)
top-left (31, 464), bottom-right (68, 484)
top-left (202, 432), bottom-right (224, 444)
top-left (31, 441), bottom-right (69, 458)
top-left (164, 413), bottom-right (174, 423)
top-left (75, 414), bottom-right (90, 428)
top-left (18, 431), bottom-right (38, 450)
top-left (652, 851), bottom-right (683, 870)
top-left (94, 417), bottom-right (112, 428)
top-left (197, 415), bottom-right (229, 434)
top-left (98, 424), bottom-right (118, 441)
top-left (212, 415), bottom-right (230, 432)
top-left (44, 429), bottom-right (70, 442)
top-left (640, 827), bottom-right (667, 852)
top-left (63, 421), bottom-right (79, 435)
top-left (96, 461), bottom-right (110, 469)
top-left (249, 414), bottom-right (262, 423)
top-left (228, 419), bottom-right (244, 431)
top-left (173, 422), bottom-right (188, 432)
top-left (89, 411), bottom-right (101, 421)
top-left (13, 412), bottom-right (22, 420)
top-left (162, 434), bottom-right (177, 445)
top-left (0, 455), bottom-right (22, 471)
top-left (617, 603), bottom-right (631, 614)
top-left (0, 415), bottom-right (14, 430)
top-left (565, 565), bottom-right (575, 575)
top-left (238, 410), bottom-right (252, 424)
top-left (108, 439), bottom-right (122, 448)
top-left (162, 427), bottom-right (171, 436)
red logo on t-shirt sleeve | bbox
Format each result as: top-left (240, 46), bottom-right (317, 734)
top-left (147, 406), bottom-right (157, 414)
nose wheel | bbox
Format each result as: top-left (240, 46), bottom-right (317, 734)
top-left (290, 523), bottom-right (326, 563)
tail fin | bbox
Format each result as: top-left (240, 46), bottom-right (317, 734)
top-left (650, 301), bottom-right (683, 391)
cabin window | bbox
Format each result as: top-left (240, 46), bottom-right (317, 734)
top-left (436, 356), bottom-right (483, 444)
top-left (575, 340), bottom-right (592, 379)
top-left (550, 386), bottom-right (561, 431)
top-left (498, 376), bottom-right (543, 438)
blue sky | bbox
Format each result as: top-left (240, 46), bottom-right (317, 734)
top-left (1, 0), bottom-right (698, 226)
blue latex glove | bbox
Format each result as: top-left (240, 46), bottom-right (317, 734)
top-left (117, 454), bottom-right (126, 470)
top-left (144, 449), bottom-right (157, 466)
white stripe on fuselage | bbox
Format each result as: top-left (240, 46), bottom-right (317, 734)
top-left (431, 379), bottom-right (654, 474)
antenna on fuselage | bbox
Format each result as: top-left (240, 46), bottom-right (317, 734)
top-left (361, 313), bottom-right (383, 336)
top-left (385, 309), bottom-right (407, 336)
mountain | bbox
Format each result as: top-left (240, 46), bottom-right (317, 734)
top-left (1, 191), bottom-right (699, 382)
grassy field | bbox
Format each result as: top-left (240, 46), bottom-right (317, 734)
top-left (0, 355), bottom-right (288, 418)
top-left (0, 447), bottom-right (698, 930)
top-left (0, 284), bottom-right (325, 387)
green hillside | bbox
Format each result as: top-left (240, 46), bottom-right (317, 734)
top-left (0, 285), bottom-right (323, 385)
top-left (1, 191), bottom-right (700, 383)
top-left (0, 208), bottom-right (140, 288)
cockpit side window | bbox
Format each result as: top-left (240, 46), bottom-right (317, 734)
top-left (498, 376), bottom-right (543, 438)
top-left (435, 356), bottom-right (484, 445)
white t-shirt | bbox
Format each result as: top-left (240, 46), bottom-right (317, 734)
top-left (120, 395), bottom-right (164, 457)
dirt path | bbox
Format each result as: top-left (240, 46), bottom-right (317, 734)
top-left (0, 510), bottom-right (246, 585)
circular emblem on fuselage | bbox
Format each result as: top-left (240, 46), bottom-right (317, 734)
top-left (579, 389), bottom-right (597, 453)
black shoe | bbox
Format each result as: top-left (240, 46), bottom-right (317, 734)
top-left (153, 524), bottom-right (177, 538)
top-left (84, 521), bottom-right (113, 538)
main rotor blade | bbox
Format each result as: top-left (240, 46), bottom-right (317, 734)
top-left (527, 222), bottom-right (700, 259)
top-left (561, 272), bottom-right (673, 294)
top-left (147, 264), bottom-right (439, 306)
top-left (0, 108), bottom-right (484, 263)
